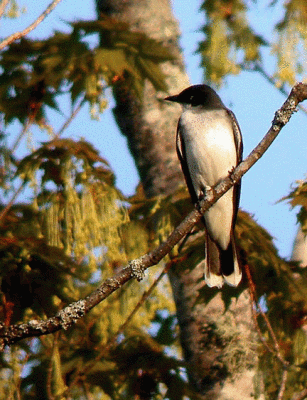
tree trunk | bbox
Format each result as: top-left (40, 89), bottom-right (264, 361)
top-left (96, 0), bottom-right (257, 397)
top-left (96, 0), bottom-right (188, 197)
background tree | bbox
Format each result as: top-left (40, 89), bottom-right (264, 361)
top-left (1, 1), bottom-right (307, 399)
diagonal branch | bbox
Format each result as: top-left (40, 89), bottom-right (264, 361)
top-left (245, 263), bottom-right (289, 367)
top-left (291, 388), bottom-right (307, 400)
top-left (1, 82), bottom-right (307, 348)
top-left (245, 263), bottom-right (290, 399)
top-left (55, 97), bottom-right (86, 139)
top-left (0, 181), bottom-right (26, 223)
top-left (277, 368), bottom-right (288, 400)
top-left (0, 0), bottom-right (63, 51)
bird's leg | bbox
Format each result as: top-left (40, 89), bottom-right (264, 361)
top-left (196, 185), bottom-right (214, 214)
top-left (228, 166), bottom-right (237, 183)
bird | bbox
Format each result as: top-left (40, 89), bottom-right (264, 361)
top-left (165, 84), bottom-right (243, 288)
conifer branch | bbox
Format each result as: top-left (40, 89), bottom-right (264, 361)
top-left (0, 82), bottom-right (307, 348)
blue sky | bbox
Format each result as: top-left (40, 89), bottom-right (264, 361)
top-left (1, 0), bottom-right (306, 259)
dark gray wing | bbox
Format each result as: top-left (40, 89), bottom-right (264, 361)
top-left (226, 109), bottom-right (243, 223)
top-left (176, 119), bottom-right (198, 204)
top-left (226, 109), bottom-right (243, 163)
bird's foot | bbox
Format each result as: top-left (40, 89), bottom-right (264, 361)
top-left (228, 166), bottom-right (237, 182)
top-left (196, 185), bottom-right (214, 214)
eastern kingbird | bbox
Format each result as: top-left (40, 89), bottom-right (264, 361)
top-left (165, 85), bottom-right (243, 287)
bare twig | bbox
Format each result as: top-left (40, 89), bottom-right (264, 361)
top-left (11, 118), bottom-right (33, 154)
top-left (2, 98), bottom-right (84, 228)
top-left (245, 264), bottom-right (277, 356)
top-left (0, 0), bottom-right (63, 51)
top-left (245, 264), bottom-right (289, 367)
top-left (245, 264), bottom-right (290, 400)
top-left (55, 97), bottom-right (86, 139)
top-left (82, 381), bottom-right (94, 400)
top-left (291, 388), bottom-right (307, 400)
top-left (0, 0), bottom-right (9, 18)
top-left (2, 95), bottom-right (85, 224)
top-left (1, 82), bottom-right (307, 348)
top-left (277, 368), bottom-right (288, 400)
top-left (106, 261), bottom-right (172, 350)
top-left (0, 181), bottom-right (25, 224)
top-left (46, 334), bottom-right (58, 400)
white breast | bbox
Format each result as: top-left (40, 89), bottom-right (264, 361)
top-left (180, 107), bottom-right (237, 249)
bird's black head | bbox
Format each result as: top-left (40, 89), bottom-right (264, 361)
top-left (165, 84), bottom-right (224, 109)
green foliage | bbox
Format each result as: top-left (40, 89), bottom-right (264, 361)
top-left (274, 0), bottom-right (307, 86)
top-left (283, 178), bottom-right (307, 232)
top-left (73, 18), bottom-right (175, 96)
top-left (152, 311), bottom-right (177, 346)
top-left (0, 229), bottom-right (82, 322)
top-left (16, 138), bottom-right (114, 186)
top-left (237, 206), bottom-right (307, 399)
top-left (0, 132), bottom-right (16, 192)
top-left (198, 0), bottom-right (307, 87)
top-left (199, 0), bottom-right (267, 84)
top-left (0, 12), bottom-right (178, 393)
top-left (0, 136), bottom-right (185, 399)
top-left (3, 0), bottom-right (26, 19)
top-left (0, 16), bottom-right (174, 124)
top-left (0, 33), bottom-right (86, 123)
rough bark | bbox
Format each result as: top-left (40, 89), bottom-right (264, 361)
top-left (96, 0), bottom-right (256, 397)
top-left (96, 0), bottom-right (188, 197)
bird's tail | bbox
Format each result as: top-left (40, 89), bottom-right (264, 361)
top-left (204, 232), bottom-right (241, 288)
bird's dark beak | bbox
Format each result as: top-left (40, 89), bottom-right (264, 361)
top-left (164, 94), bottom-right (178, 102)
